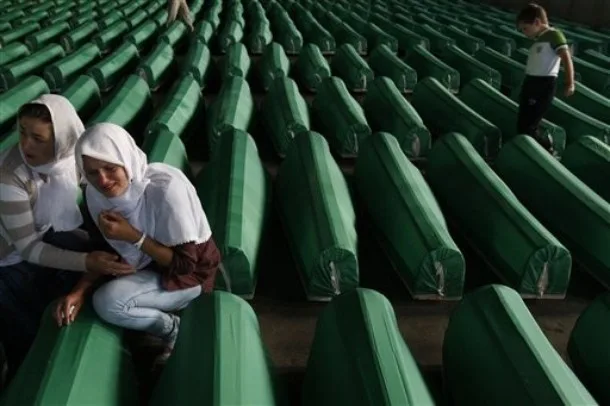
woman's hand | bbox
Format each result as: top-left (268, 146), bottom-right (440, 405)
top-left (54, 291), bottom-right (86, 327)
top-left (98, 211), bottom-right (141, 242)
top-left (85, 251), bottom-right (135, 275)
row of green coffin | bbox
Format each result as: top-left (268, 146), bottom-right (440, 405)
top-left (1, 285), bottom-right (599, 406)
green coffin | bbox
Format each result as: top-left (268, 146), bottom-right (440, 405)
top-left (276, 131), bottom-right (358, 300)
top-left (43, 42), bottom-right (101, 92)
top-left (146, 74), bottom-right (202, 142)
top-left (136, 41), bottom-right (174, 90)
top-left (89, 74), bottom-right (153, 142)
top-left (0, 42), bottom-right (30, 68)
top-left (0, 75), bottom-right (49, 134)
top-left (221, 42), bottom-right (251, 79)
top-left (412, 77), bottom-right (501, 158)
top-left (205, 76), bottom-right (254, 157)
top-left (182, 39), bottom-right (211, 88)
top-left (427, 133), bottom-right (571, 297)
top-left (60, 21), bottom-right (98, 53)
top-left (363, 77), bottom-right (431, 158)
top-left (0, 44), bottom-right (65, 91)
top-left (88, 42), bottom-right (140, 92)
top-left (545, 98), bottom-right (610, 145)
top-left (24, 21), bottom-right (70, 50)
top-left (311, 77), bottom-right (371, 157)
top-left (295, 43), bottom-right (331, 92)
top-left (440, 44), bottom-right (502, 90)
top-left (355, 134), bottom-right (464, 299)
top-left (246, 20), bottom-right (273, 54)
top-left (150, 292), bottom-right (285, 405)
top-left (125, 20), bottom-right (157, 51)
top-left (142, 129), bottom-right (193, 179)
top-left (261, 76), bottom-right (310, 157)
top-left (302, 288), bottom-right (434, 405)
top-left (495, 135), bottom-right (610, 288)
top-left (196, 130), bottom-right (269, 298)
top-left (368, 44), bottom-right (417, 93)
top-left (62, 75), bottom-right (102, 123)
top-left (568, 292), bottom-right (610, 406)
top-left (556, 81), bottom-right (610, 126)
top-left (444, 284), bottom-right (595, 406)
top-left (0, 303), bottom-right (138, 406)
top-left (406, 44), bottom-right (459, 92)
top-left (562, 136), bottom-right (610, 202)
top-left (331, 43), bottom-right (374, 92)
top-left (475, 46), bottom-right (524, 96)
top-left (217, 20), bottom-right (244, 53)
top-left (259, 42), bottom-right (290, 91)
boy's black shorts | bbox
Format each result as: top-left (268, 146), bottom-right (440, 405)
top-left (517, 75), bottom-right (557, 152)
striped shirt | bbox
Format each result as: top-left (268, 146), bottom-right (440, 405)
top-left (0, 146), bottom-right (87, 271)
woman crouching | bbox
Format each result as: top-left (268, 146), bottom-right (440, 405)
top-left (55, 122), bottom-right (220, 361)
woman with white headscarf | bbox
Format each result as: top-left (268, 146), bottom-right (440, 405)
top-left (0, 95), bottom-right (133, 382)
top-left (56, 122), bottom-right (220, 363)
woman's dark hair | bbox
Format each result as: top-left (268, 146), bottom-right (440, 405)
top-left (17, 103), bottom-right (52, 123)
top-left (516, 3), bottom-right (549, 25)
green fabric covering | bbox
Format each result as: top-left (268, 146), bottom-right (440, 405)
top-left (194, 20), bottom-right (214, 44)
top-left (0, 303), bottom-right (138, 406)
top-left (43, 42), bottom-right (101, 92)
top-left (331, 21), bottom-right (368, 54)
top-left (296, 14), bottom-right (335, 53)
top-left (556, 81), bottom-right (610, 125)
top-left (441, 25), bottom-right (485, 54)
top-left (295, 43), bottom-right (331, 92)
top-left (89, 74), bottom-right (152, 142)
top-left (261, 77), bottom-right (310, 156)
top-left (355, 134), bottom-right (464, 299)
top-left (126, 20), bottom-right (157, 51)
top-left (311, 77), bottom-right (371, 157)
top-left (375, 21), bottom-right (430, 52)
top-left (444, 284), bottom-right (596, 406)
top-left (406, 44), bottom-right (459, 93)
top-left (364, 22), bottom-right (398, 53)
top-left (206, 76), bottom-right (254, 156)
top-left (88, 42), bottom-right (140, 92)
top-left (568, 292), bottom-right (610, 406)
top-left (197, 131), bottom-right (269, 297)
top-left (221, 42), bottom-right (251, 79)
top-left (469, 26), bottom-right (516, 55)
top-left (94, 20), bottom-right (129, 52)
top-left (71, 14), bottom-right (97, 30)
top-left (0, 42), bottom-right (30, 68)
top-left (126, 10), bottom-right (147, 30)
top-left (460, 78), bottom-right (567, 157)
top-left (546, 98), bottom-right (610, 145)
top-left (412, 23), bottom-right (455, 53)
top-left (142, 129), bottom-right (193, 179)
top-left (363, 77), bottom-right (431, 158)
top-left (0, 75), bottom-right (49, 134)
top-left (440, 44), bottom-right (501, 90)
top-left (137, 41), bottom-right (174, 90)
top-left (98, 11), bottom-right (122, 30)
top-left (218, 20), bottom-right (244, 53)
top-left (580, 49), bottom-right (610, 68)
top-left (276, 131), bottom-right (358, 300)
top-left (562, 136), bottom-right (610, 202)
top-left (245, 19), bottom-right (273, 54)
top-left (427, 133), bottom-right (571, 297)
top-left (61, 75), bottom-right (102, 122)
top-left (160, 21), bottom-right (187, 48)
top-left (259, 42), bottom-right (290, 91)
top-left (476, 46), bottom-right (524, 96)
top-left (270, 14), bottom-right (302, 54)
top-left (24, 21), bottom-right (70, 50)
top-left (572, 55), bottom-right (610, 97)
top-left (150, 291), bottom-right (285, 405)
top-left (302, 288), bottom-right (434, 405)
top-left (495, 135), bottom-right (610, 288)
top-left (0, 44), bottom-right (64, 91)
top-left (60, 21), bottom-right (98, 52)
top-left (182, 39), bottom-right (211, 88)
top-left (368, 44), bottom-right (417, 93)
top-left (412, 77), bottom-right (501, 158)
top-left (331, 43), bottom-right (374, 91)
top-left (146, 74), bottom-right (202, 142)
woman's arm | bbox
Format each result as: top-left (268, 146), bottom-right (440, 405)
top-left (0, 180), bottom-right (88, 271)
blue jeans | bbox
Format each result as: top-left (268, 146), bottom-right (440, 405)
top-left (0, 230), bottom-right (89, 382)
top-left (92, 270), bottom-right (201, 339)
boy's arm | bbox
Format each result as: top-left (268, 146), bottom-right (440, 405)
top-left (558, 48), bottom-right (575, 96)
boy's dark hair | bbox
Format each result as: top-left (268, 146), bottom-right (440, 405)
top-left (516, 3), bottom-right (549, 25)
top-left (18, 103), bottom-right (52, 123)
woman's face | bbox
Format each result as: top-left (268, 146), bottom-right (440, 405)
top-left (19, 116), bottom-right (55, 166)
top-left (82, 155), bottom-right (130, 198)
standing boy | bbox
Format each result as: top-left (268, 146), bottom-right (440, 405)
top-left (516, 3), bottom-right (575, 153)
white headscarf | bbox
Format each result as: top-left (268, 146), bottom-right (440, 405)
top-left (19, 94), bottom-right (84, 232)
top-left (75, 123), bottom-right (212, 269)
